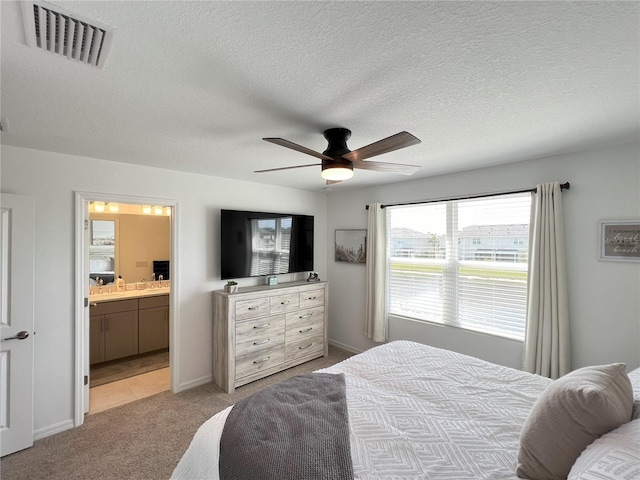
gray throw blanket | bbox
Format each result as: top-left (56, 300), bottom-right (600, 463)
top-left (219, 372), bottom-right (353, 480)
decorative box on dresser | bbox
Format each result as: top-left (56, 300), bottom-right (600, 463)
top-left (213, 281), bottom-right (328, 393)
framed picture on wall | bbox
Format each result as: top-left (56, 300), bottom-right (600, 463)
top-left (599, 220), bottom-right (640, 262)
top-left (335, 229), bottom-right (366, 264)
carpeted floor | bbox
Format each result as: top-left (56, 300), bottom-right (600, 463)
top-left (90, 351), bottom-right (170, 387)
top-left (0, 345), bottom-right (353, 480)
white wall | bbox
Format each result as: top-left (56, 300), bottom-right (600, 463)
top-left (2, 142), bottom-right (639, 439)
top-left (0, 145), bottom-right (328, 438)
top-left (326, 143), bottom-right (640, 371)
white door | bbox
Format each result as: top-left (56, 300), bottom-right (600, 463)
top-left (0, 193), bottom-right (35, 456)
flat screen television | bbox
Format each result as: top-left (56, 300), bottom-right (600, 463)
top-left (220, 209), bottom-right (314, 280)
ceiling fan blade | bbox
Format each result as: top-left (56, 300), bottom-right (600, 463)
top-left (254, 163), bottom-right (320, 173)
top-left (263, 138), bottom-right (334, 161)
top-left (352, 160), bottom-right (420, 175)
top-left (342, 131), bottom-right (421, 162)
top-left (325, 179), bottom-right (342, 186)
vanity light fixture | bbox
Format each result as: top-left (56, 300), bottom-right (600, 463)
top-left (108, 203), bottom-right (119, 213)
top-left (142, 205), bottom-right (152, 214)
top-left (154, 206), bottom-right (163, 215)
top-left (165, 207), bottom-right (171, 216)
top-left (94, 201), bottom-right (105, 212)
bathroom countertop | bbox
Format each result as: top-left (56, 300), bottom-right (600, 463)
top-left (90, 287), bottom-right (170, 303)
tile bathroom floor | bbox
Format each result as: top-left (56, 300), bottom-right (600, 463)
top-left (89, 367), bottom-right (170, 414)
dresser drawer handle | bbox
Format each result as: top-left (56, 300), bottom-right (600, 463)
top-left (253, 323), bottom-right (270, 329)
top-left (247, 306), bottom-right (260, 311)
top-left (298, 343), bottom-right (313, 350)
top-left (280, 300), bottom-right (291, 305)
top-left (298, 313), bottom-right (312, 319)
top-left (253, 339), bottom-right (270, 345)
top-left (253, 356), bottom-right (271, 364)
top-left (299, 327), bottom-right (313, 333)
top-left (306, 296), bottom-right (317, 300)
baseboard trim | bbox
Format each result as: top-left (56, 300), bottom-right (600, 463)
top-left (34, 419), bottom-right (74, 441)
top-left (176, 374), bottom-right (212, 393)
top-left (328, 339), bottom-right (363, 355)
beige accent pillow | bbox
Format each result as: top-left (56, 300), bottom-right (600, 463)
top-left (517, 363), bottom-right (633, 480)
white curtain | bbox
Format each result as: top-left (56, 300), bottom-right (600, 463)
top-left (365, 203), bottom-right (387, 342)
top-left (523, 182), bottom-right (570, 379)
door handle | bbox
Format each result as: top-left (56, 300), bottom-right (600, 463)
top-left (3, 330), bottom-right (30, 341)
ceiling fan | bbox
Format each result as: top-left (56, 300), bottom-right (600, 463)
top-left (256, 128), bottom-right (421, 184)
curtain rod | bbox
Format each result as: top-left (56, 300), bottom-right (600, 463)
top-left (366, 182), bottom-right (570, 210)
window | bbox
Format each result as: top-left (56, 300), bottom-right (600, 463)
top-left (388, 193), bottom-right (532, 340)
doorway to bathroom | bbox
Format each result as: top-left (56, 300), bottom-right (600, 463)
top-left (73, 192), bottom-right (179, 426)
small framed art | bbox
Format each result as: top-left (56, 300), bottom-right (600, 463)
top-left (599, 220), bottom-right (640, 262)
top-left (335, 229), bottom-right (366, 264)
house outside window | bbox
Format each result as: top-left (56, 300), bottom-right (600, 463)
top-left (387, 193), bottom-right (532, 340)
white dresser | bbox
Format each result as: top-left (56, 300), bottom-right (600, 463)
top-left (213, 281), bottom-right (328, 393)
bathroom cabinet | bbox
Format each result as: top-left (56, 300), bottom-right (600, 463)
top-left (213, 281), bottom-right (328, 393)
top-left (138, 295), bottom-right (169, 354)
top-left (90, 299), bottom-right (139, 364)
top-left (90, 294), bottom-right (169, 365)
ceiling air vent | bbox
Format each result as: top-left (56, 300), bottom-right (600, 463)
top-left (21, 1), bottom-right (114, 69)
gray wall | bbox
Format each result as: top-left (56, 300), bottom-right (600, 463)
top-left (326, 143), bottom-right (640, 372)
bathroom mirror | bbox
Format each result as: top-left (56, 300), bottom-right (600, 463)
top-left (88, 208), bottom-right (170, 286)
top-left (89, 219), bottom-right (117, 285)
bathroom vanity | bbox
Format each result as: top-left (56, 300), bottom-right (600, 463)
top-left (89, 289), bottom-right (169, 365)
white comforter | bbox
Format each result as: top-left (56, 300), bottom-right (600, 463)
top-left (172, 340), bottom-right (551, 479)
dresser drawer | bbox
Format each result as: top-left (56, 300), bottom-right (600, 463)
top-left (235, 316), bottom-right (285, 356)
top-left (286, 317), bottom-right (324, 343)
top-left (235, 344), bottom-right (285, 380)
top-left (235, 333), bottom-right (284, 357)
top-left (286, 306), bottom-right (324, 341)
top-left (235, 297), bottom-right (270, 321)
top-left (299, 288), bottom-right (325, 309)
top-left (286, 334), bottom-right (324, 363)
top-left (269, 292), bottom-right (300, 314)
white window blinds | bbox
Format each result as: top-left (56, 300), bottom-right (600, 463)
top-left (388, 192), bottom-right (532, 340)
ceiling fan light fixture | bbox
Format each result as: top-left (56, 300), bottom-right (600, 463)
top-left (321, 164), bottom-right (354, 181)
top-left (261, 128), bottom-right (421, 183)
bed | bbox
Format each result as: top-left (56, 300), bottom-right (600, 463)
top-left (172, 340), bottom-right (640, 480)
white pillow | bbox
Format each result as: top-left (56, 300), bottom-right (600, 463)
top-left (568, 418), bottom-right (640, 480)
top-left (628, 367), bottom-right (640, 420)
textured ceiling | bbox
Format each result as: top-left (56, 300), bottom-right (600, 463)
top-left (1, 1), bottom-right (638, 192)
